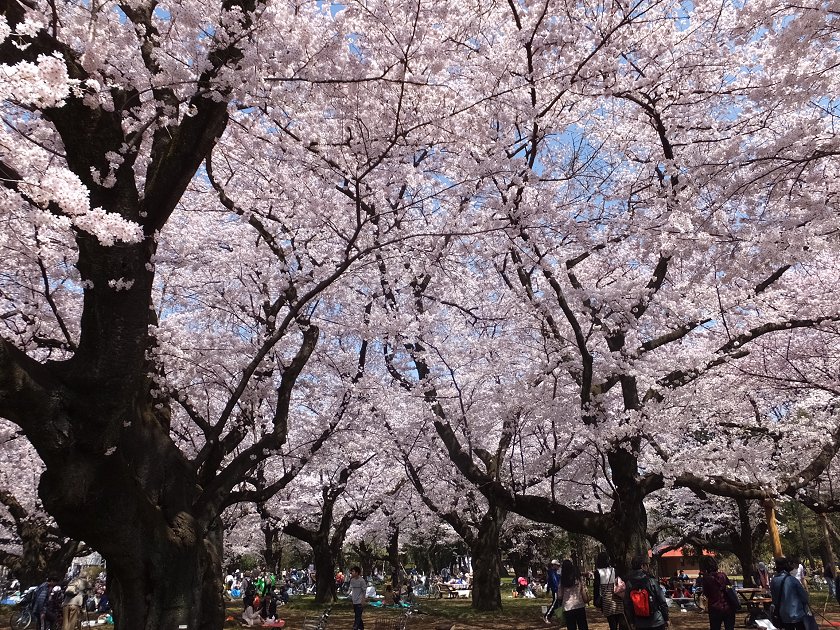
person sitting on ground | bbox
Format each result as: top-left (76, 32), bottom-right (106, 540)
top-left (403, 583), bottom-right (414, 605)
top-left (241, 603), bottom-right (263, 627)
top-left (382, 584), bottom-right (396, 606)
top-left (277, 584), bottom-right (289, 605)
top-left (365, 582), bottom-right (377, 599)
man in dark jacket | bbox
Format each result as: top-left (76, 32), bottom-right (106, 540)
top-left (771, 557), bottom-right (809, 630)
top-left (32, 577), bottom-right (58, 630)
top-left (624, 555), bottom-right (669, 630)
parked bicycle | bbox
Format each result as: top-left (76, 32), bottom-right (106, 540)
top-left (9, 587), bottom-right (36, 630)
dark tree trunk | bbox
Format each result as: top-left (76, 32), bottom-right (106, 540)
top-left (388, 527), bottom-right (402, 589)
top-left (262, 523), bottom-right (282, 575)
top-left (93, 511), bottom-right (224, 630)
top-left (355, 541), bottom-right (377, 579)
top-left (818, 514), bottom-right (835, 571)
top-left (470, 504), bottom-right (506, 611)
top-left (34, 379), bottom-right (227, 630)
top-left (733, 498), bottom-right (757, 586)
top-left (507, 550), bottom-right (530, 580)
top-left (794, 502), bottom-right (816, 570)
top-left (313, 544), bottom-right (337, 604)
top-left (603, 449), bottom-right (649, 576)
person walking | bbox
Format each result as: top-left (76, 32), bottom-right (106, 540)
top-left (556, 559), bottom-right (590, 630)
top-left (701, 557), bottom-right (737, 630)
top-left (594, 552), bottom-right (626, 630)
top-left (624, 555), bottom-right (669, 630)
top-left (348, 566), bottom-right (367, 630)
top-left (770, 557), bottom-right (810, 630)
top-left (544, 559), bottom-right (562, 624)
top-left (824, 564), bottom-right (835, 600)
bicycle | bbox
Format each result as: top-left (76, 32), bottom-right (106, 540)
top-left (9, 586), bottom-right (36, 630)
top-left (300, 605), bottom-right (331, 630)
top-left (693, 586), bottom-right (707, 611)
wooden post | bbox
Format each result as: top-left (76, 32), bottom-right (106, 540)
top-left (764, 499), bottom-right (783, 558)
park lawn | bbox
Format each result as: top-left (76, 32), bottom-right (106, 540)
top-left (4, 592), bottom-right (839, 630)
top-left (221, 592), bottom-right (840, 630)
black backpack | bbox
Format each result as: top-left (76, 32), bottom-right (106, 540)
top-left (244, 584), bottom-right (256, 608)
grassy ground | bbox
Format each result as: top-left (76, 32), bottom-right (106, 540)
top-left (2, 590), bottom-right (839, 630)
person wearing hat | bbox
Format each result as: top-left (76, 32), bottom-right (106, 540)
top-left (758, 562), bottom-right (770, 590)
top-left (544, 559), bottom-right (562, 624)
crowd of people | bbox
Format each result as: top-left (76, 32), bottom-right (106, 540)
top-left (212, 551), bottom-right (840, 630)
top-left (6, 570), bottom-right (110, 630)
top-left (537, 553), bottom-right (837, 630)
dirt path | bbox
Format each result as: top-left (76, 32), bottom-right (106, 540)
top-left (3, 598), bottom-right (839, 630)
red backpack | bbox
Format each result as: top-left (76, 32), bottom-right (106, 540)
top-left (629, 583), bottom-right (653, 617)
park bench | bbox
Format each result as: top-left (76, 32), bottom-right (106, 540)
top-left (435, 583), bottom-right (459, 599)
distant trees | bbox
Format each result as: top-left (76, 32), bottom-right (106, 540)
top-left (2, 0), bottom-right (839, 626)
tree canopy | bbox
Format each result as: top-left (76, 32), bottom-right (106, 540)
top-left (1, 0), bottom-right (839, 626)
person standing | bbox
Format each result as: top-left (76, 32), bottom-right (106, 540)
top-left (32, 577), bottom-right (57, 630)
top-left (348, 566), bottom-right (367, 630)
top-left (701, 557), bottom-right (737, 630)
top-left (757, 563), bottom-right (771, 590)
top-left (594, 552), bottom-right (625, 630)
top-left (544, 559), bottom-right (562, 624)
top-left (770, 557), bottom-right (810, 630)
top-left (792, 558), bottom-right (807, 589)
top-left (557, 559), bottom-right (590, 630)
top-left (624, 555), bottom-right (669, 630)
top-left (824, 564), bottom-right (835, 600)
top-left (62, 575), bottom-right (88, 630)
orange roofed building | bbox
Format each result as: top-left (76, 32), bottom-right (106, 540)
top-left (652, 547), bottom-right (715, 578)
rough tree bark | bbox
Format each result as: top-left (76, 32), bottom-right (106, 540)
top-left (469, 502), bottom-right (506, 611)
top-left (0, 490), bottom-right (86, 587)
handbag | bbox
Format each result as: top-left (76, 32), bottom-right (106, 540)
top-left (581, 581), bottom-right (591, 605)
top-left (724, 580), bottom-right (741, 612)
top-left (613, 574), bottom-right (626, 599)
top-left (803, 613), bottom-right (819, 630)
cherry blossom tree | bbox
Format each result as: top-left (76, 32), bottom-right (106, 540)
top-left (0, 421), bottom-right (85, 586)
top-left (361, 0), bottom-right (840, 574)
top-left (2, 1), bottom-right (840, 628)
top-left (0, 0), bottom-right (461, 627)
top-left (649, 489), bottom-right (768, 585)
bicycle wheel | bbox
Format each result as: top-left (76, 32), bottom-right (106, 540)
top-left (10, 608), bottom-right (33, 630)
